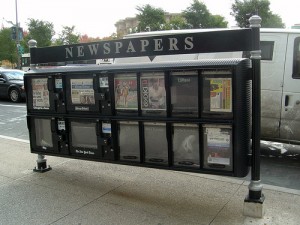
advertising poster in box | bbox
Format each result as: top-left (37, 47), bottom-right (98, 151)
top-left (32, 78), bottom-right (50, 109)
top-left (173, 124), bottom-right (200, 167)
top-left (208, 78), bottom-right (232, 112)
top-left (71, 79), bottom-right (95, 105)
top-left (171, 71), bottom-right (198, 115)
top-left (114, 76), bottom-right (138, 110)
top-left (203, 125), bottom-right (233, 171)
top-left (141, 74), bottom-right (166, 110)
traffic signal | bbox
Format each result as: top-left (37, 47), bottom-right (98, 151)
top-left (11, 26), bottom-right (17, 40)
top-left (11, 26), bottom-right (23, 40)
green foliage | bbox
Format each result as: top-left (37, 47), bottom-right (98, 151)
top-left (164, 15), bottom-right (189, 30)
top-left (209, 15), bottom-right (228, 28)
top-left (182, 0), bottom-right (211, 28)
top-left (262, 13), bottom-right (285, 28)
top-left (26, 18), bottom-right (55, 47)
top-left (0, 28), bottom-right (17, 64)
top-left (182, 0), bottom-right (227, 28)
top-left (20, 36), bottom-right (30, 54)
top-left (231, 0), bottom-right (285, 28)
top-left (54, 26), bottom-right (80, 45)
top-left (133, 1), bottom-right (227, 34)
top-left (136, 4), bottom-right (166, 31)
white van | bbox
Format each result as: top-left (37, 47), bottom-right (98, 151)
top-left (115, 28), bottom-right (300, 144)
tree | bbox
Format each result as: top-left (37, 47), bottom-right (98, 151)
top-left (20, 31), bottom-right (30, 54)
top-left (80, 34), bottom-right (97, 43)
top-left (0, 28), bottom-right (18, 65)
top-left (182, 0), bottom-right (228, 28)
top-left (26, 18), bottom-right (55, 47)
top-left (136, 4), bottom-right (166, 31)
top-left (231, 0), bottom-right (285, 28)
top-left (79, 34), bottom-right (116, 43)
top-left (164, 15), bottom-right (188, 30)
top-left (209, 15), bottom-right (228, 28)
top-left (54, 26), bottom-right (80, 45)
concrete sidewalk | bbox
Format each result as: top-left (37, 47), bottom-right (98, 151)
top-left (0, 137), bottom-right (299, 225)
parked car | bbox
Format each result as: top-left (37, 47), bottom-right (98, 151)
top-left (0, 69), bottom-right (25, 102)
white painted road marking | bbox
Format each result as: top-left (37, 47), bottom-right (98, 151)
top-left (0, 135), bottom-right (29, 143)
top-left (0, 104), bottom-right (26, 108)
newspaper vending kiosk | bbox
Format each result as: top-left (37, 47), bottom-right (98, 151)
top-left (24, 15), bottom-right (264, 213)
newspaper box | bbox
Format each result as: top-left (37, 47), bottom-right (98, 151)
top-left (26, 59), bottom-right (251, 177)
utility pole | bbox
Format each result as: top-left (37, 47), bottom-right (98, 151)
top-left (15, 0), bottom-right (20, 69)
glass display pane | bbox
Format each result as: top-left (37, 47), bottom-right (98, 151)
top-left (32, 78), bottom-right (50, 109)
top-left (144, 122), bottom-right (168, 164)
top-left (202, 70), bottom-right (232, 115)
top-left (71, 121), bottom-right (97, 149)
top-left (203, 124), bottom-right (233, 171)
top-left (173, 124), bottom-right (199, 168)
top-left (35, 118), bottom-right (53, 147)
top-left (140, 72), bottom-right (166, 114)
top-left (114, 74), bottom-right (138, 110)
top-left (119, 121), bottom-right (140, 161)
top-left (171, 71), bottom-right (198, 117)
top-left (70, 78), bottom-right (95, 105)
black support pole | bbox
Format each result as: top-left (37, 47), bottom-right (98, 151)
top-left (246, 15), bottom-right (265, 203)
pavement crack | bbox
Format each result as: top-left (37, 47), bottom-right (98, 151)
top-left (208, 182), bottom-right (244, 225)
top-left (47, 182), bottom-right (126, 225)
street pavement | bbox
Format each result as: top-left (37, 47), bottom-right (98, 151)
top-left (0, 136), bottom-right (299, 225)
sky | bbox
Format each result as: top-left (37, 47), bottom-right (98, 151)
top-left (1, 0), bottom-right (300, 38)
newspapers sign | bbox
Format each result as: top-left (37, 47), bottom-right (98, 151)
top-left (30, 29), bottom-right (252, 64)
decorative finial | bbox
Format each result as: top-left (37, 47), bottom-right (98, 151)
top-left (249, 15), bottom-right (262, 28)
top-left (28, 39), bottom-right (37, 48)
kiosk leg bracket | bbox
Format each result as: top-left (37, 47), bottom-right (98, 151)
top-left (243, 180), bottom-right (265, 218)
top-left (33, 154), bottom-right (52, 173)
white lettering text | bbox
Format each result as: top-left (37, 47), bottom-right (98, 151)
top-left (154, 39), bottom-right (163, 51)
top-left (169, 38), bottom-right (179, 50)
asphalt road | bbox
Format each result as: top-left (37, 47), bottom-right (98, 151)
top-left (0, 100), bottom-right (28, 140)
top-left (0, 100), bottom-right (299, 190)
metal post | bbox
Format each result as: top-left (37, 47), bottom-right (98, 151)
top-left (243, 15), bottom-right (265, 218)
top-left (28, 39), bottom-right (52, 173)
top-left (28, 39), bottom-right (37, 69)
top-left (15, 0), bottom-right (20, 69)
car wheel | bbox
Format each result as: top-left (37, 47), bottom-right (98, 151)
top-left (9, 88), bottom-right (21, 103)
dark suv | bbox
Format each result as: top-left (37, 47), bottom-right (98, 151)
top-left (0, 69), bottom-right (25, 102)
